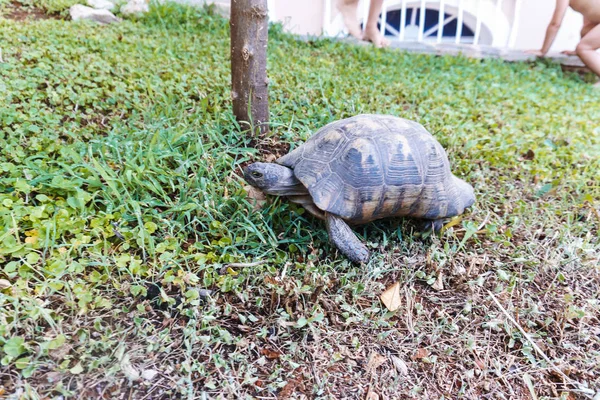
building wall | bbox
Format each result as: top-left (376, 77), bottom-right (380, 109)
top-left (203, 0), bottom-right (585, 53)
top-left (271, 0), bottom-right (325, 35)
top-left (513, 0), bottom-right (582, 52)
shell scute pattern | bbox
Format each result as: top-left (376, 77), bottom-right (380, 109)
top-left (277, 114), bottom-right (467, 224)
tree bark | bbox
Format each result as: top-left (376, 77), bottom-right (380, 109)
top-left (230, 0), bottom-right (269, 135)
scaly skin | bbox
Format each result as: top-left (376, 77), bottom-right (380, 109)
top-left (325, 213), bottom-right (370, 264)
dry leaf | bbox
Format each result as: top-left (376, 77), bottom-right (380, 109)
top-left (69, 362), bottom-right (84, 375)
top-left (391, 355), bottom-right (409, 375)
top-left (45, 371), bottom-right (62, 383)
top-left (366, 352), bottom-right (386, 372)
top-left (474, 358), bottom-right (485, 370)
top-left (279, 369), bottom-right (304, 399)
top-left (243, 185), bottom-right (266, 210)
top-left (365, 389), bottom-right (379, 400)
top-left (260, 347), bottom-right (282, 359)
top-left (265, 153), bottom-right (277, 163)
top-left (522, 149), bottom-right (535, 160)
top-left (412, 348), bottom-right (429, 360)
top-left (49, 343), bottom-right (71, 361)
top-left (442, 215), bottom-right (463, 231)
top-left (264, 276), bottom-right (280, 286)
top-left (431, 271), bottom-right (444, 291)
top-left (120, 354), bottom-right (140, 381)
top-left (0, 279), bottom-right (12, 290)
top-left (380, 282), bottom-right (401, 311)
top-left (523, 373), bottom-right (538, 400)
top-left (141, 369), bottom-right (159, 381)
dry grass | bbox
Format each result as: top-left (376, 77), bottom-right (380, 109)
top-left (1, 2), bottom-right (599, 399)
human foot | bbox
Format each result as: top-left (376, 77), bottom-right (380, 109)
top-left (363, 26), bottom-right (390, 47)
top-left (336, 0), bottom-right (363, 40)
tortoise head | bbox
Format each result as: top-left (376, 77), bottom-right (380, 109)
top-left (452, 176), bottom-right (476, 212)
top-left (243, 162), bottom-right (307, 196)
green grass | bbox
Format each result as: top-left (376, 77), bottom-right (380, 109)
top-left (1, 2), bottom-right (599, 399)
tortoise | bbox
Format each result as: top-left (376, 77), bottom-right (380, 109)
top-left (243, 114), bottom-right (475, 263)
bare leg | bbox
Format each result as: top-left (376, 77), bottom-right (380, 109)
top-left (576, 23), bottom-right (600, 86)
top-left (336, 0), bottom-right (363, 40)
top-left (581, 18), bottom-right (595, 37)
top-left (363, 0), bottom-right (390, 47)
top-left (562, 19), bottom-right (595, 56)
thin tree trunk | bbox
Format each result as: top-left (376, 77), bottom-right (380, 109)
top-left (230, 0), bottom-right (269, 135)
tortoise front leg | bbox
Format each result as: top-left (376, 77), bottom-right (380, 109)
top-left (325, 213), bottom-right (370, 264)
top-left (416, 218), bottom-right (444, 233)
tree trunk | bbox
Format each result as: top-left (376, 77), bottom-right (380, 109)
top-left (230, 0), bottom-right (269, 135)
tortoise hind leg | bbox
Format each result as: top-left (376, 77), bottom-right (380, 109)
top-left (416, 218), bottom-right (444, 233)
top-left (325, 213), bottom-right (370, 264)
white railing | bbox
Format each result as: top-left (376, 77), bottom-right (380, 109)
top-left (323, 0), bottom-right (520, 48)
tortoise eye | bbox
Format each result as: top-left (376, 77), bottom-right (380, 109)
top-left (251, 171), bottom-right (263, 178)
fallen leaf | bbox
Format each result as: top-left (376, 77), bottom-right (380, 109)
top-left (264, 276), bottom-right (280, 286)
top-left (45, 371), bottom-right (62, 383)
top-left (69, 362), bottom-right (84, 375)
top-left (49, 343), bottom-right (71, 361)
top-left (412, 348), bottom-right (429, 360)
top-left (265, 153), bottom-right (277, 163)
top-left (523, 373), bottom-right (538, 400)
top-left (0, 279), bottom-right (11, 290)
top-left (366, 352), bottom-right (386, 372)
top-left (141, 369), bottom-right (159, 381)
top-left (474, 358), bottom-right (485, 370)
top-left (380, 282), bottom-right (401, 311)
top-left (279, 368), bottom-right (304, 399)
top-left (365, 389), bottom-right (379, 400)
top-left (243, 185), bottom-right (267, 210)
top-left (522, 149), bottom-right (535, 160)
top-left (431, 271), bottom-right (444, 291)
top-left (120, 354), bottom-right (140, 381)
top-left (260, 347), bottom-right (282, 359)
top-left (390, 355), bottom-right (409, 375)
top-left (442, 215), bottom-right (463, 231)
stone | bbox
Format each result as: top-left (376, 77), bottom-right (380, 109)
top-left (87, 0), bottom-right (115, 10)
top-left (120, 0), bottom-right (149, 15)
top-left (69, 4), bottom-right (121, 24)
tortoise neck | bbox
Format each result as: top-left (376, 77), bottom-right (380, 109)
top-left (263, 175), bottom-right (308, 196)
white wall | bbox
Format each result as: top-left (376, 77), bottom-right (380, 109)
top-left (271, 0), bottom-right (325, 35)
top-left (513, 0), bottom-right (582, 52)
top-left (199, 0), bottom-right (585, 52)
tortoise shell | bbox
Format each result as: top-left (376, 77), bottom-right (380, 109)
top-left (277, 114), bottom-right (473, 224)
